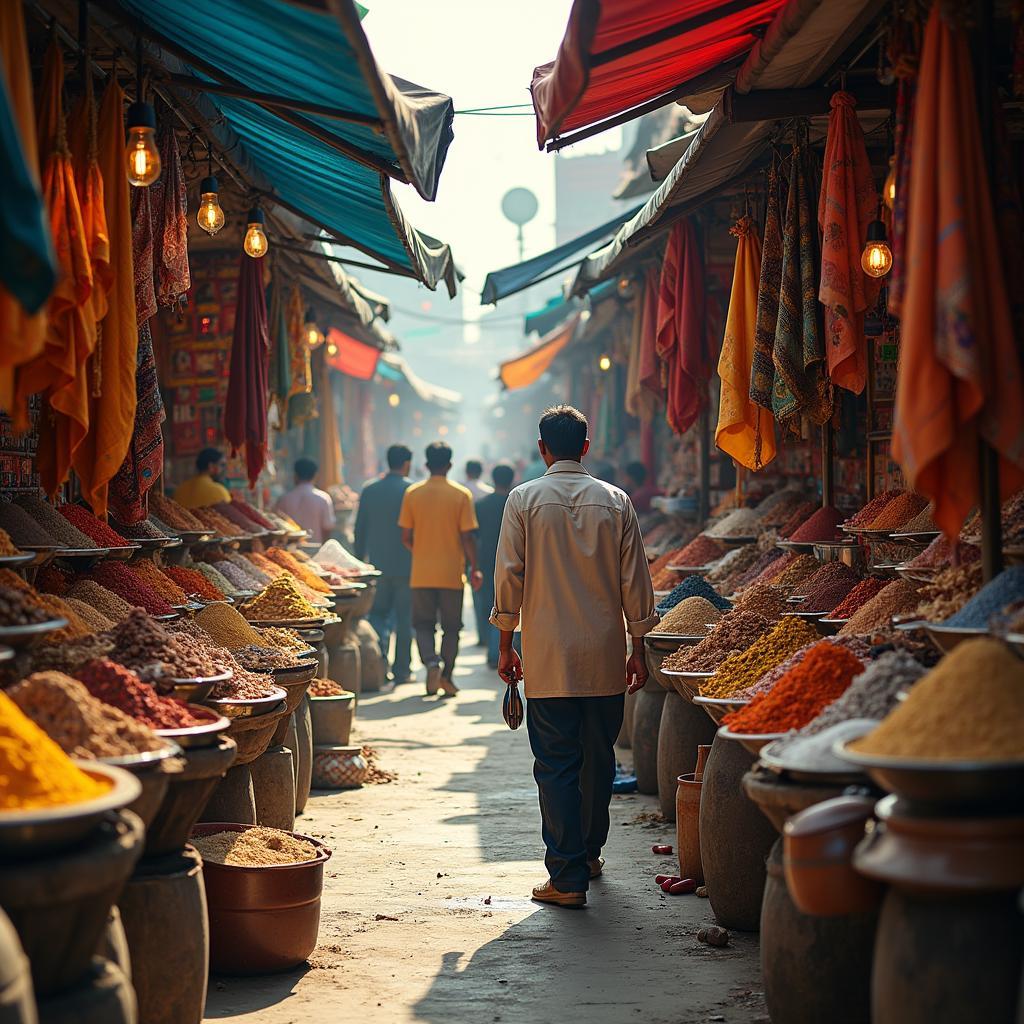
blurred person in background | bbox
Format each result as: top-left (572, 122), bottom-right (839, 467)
top-left (623, 461), bottom-right (660, 514)
top-left (474, 462), bottom-right (517, 668)
top-left (174, 447), bottom-right (231, 509)
top-left (462, 459), bottom-right (493, 501)
top-left (355, 445), bottom-right (414, 685)
top-left (275, 458), bottom-right (337, 544)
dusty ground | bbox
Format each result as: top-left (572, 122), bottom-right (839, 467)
top-left (203, 631), bottom-right (767, 1024)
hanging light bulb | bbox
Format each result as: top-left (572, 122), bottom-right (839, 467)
top-left (303, 307), bottom-right (323, 348)
top-left (388, 393), bottom-right (400, 408)
top-left (883, 157), bottom-right (897, 211)
top-left (616, 274), bottom-right (635, 299)
top-left (243, 206), bottom-right (268, 258)
top-left (326, 341), bottom-right (338, 357)
top-left (598, 354), bottom-right (612, 372)
top-left (125, 101), bottom-right (161, 186)
top-left (196, 175), bottom-right (225, 235)
top-left (861, 219), bottom-right (893, 278)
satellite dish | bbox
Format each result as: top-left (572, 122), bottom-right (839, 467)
top-left (501, 187), bottom-right (538, 227)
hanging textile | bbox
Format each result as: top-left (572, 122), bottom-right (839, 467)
top-left (0, 2), bottom-right (50, 417)
top-left (224, 253), bottom-right (271, 488)
top-left (716, 216), bottom-right (775, 470)
top-left (317, 354), bottom-right (343, 490)
top-left (109, 322), bottom-right (165, 523)
top-left (268, 274), bottom-right (291, 417)
top-left (892, 5), bottom-right (1024, 539)
top-left (73, 78), bottom-right (139, 516)
top-left (637, 267), bottom-right (663, 409)
top-left (130, 185), bottom-right (157, 325)
top-left (818, 91), bottom-right (880, 395)
top-left (285, 282), bottom-right (315, 428)
top-left (18, 41), bottom-right (93, 495)
top-left (887, 20), bottom-right (919, 318)
top-left (993, 100), bottom-right (1024, 352)
top-left (149, 107), bottom-right (190, 309)
top-left (772, 141), bottom-right (831, 433)
top-left (655, 219), bottom-right (709, 436)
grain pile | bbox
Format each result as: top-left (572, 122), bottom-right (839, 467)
top-left (66, 580), bottom-right (135, 622)
top-left (652, 597), bottom-right (722, 635)
top-left (914, 563), bottom-right (983, 621)
top-left (193, 827), bottom-right (319, 866)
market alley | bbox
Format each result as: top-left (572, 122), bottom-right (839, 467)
top-left (204, 633), bottom-right (766, 1024)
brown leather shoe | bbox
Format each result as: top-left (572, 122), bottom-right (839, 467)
top-left (532, 880), bottom-right (586, 908)
top-left (588, 857), bottom-right (605, 879)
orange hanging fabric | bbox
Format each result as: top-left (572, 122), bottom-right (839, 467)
top-left (72, 78), bottom-right (139, 516)
top-left (818, 90), bottom-right (880, 395)
top-left (716, 216), bottom-right (776, 470)
top-left (0, 3), bottom-right (47, 416)
top-left (892, 6), bottom-right (1024, 538)
top-left (16, 42), bottom-right (93, 495)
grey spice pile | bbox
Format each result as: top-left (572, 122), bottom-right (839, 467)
top-left (662, 610), bottom-right (770, 672)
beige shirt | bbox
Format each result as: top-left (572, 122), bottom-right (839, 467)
top-left (490, 461), bottom-right (658, 699)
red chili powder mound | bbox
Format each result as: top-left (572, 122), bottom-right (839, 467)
top-left (722, 642), bottom-right (863, 733)
top-left (76, 658), bottom-right (201, 729)
top-left (847, 490), bottom-right (903, 528)
top-left (788, 506), bottom-right (845, 543)
top-left (828, 576), bottom-right (889, 620)
top-left (162, 565), bottom-right (225, 601)
top-left (675, 534), bottom-right (725, 566)
top-left (59, 505), bottom-right (130, 547)
top-left (778, 501), bottom-right (819, 540)
top-left (867, 491), bottom-right (928, 532)
top-left (231, 499), bottom-right (276, 531)
top-left (85, 561), bottom-right (174, 615)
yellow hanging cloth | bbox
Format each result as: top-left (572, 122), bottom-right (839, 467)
top-left (716, 216), bottom-right (776, 470)
top-left (72, 78), bottom-right (138, 516)
top-left (0, 3), bottom-right (46, 416)
top-left (16, 41), bottom-right (93, 495)
top-left (317, 353), bottom-right (344, 489)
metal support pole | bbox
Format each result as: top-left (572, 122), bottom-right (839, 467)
top-left (821, 420), bottom-right (835, 508)
top-left (699, 409), bottom-right (711, 523)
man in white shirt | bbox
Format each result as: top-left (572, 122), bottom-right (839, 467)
top-left (462, 459), bottom-right (493, 502)
top-left (275, 458), bottom-right (336, 544)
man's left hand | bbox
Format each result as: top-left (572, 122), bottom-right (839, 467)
top-left (469, 569), bottom-right (484, 592)
top-left (626, 648), bottom-right (648, 694)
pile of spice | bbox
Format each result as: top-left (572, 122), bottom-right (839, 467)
top-left (107, 609), bottom-right (218, 684)
top-left (9, 672), bottom-right (163, 758)
top-left (735, 583), bottom-right (786, 620)
top-left (711, 545), bottom-right (763, 591)
top-left (232, 644), bottom-right (306, 670)
top-left (0, 585), bottom-right (52, 627)
top-left (828, 577), bottom-right (889, 620)
top-left (776, 501), bottom-right (820, 539)
top-left (657, 575), bottom-right (732, 614)
top-left (0, 691), bottom-right (111, 809)
top-left (231, 499), bottom-right (277, 531)
top-left (14, 496), bottom-right (96, 549)
top-left (114, 518), bottom-right (172, 541)
top-left (651, 565), bottom-right (683, 591)
top-left (730, 550), bottom-right (789, 594)
top-left (162, 565), bottom-right (226, 602)
top-left (652, 596), bottom-right (723, 635)
top-left (149, 492), bottom-right (206, 532)
top-left (259, 627), bottom-right (307, 651)
top-left (217, 555), bottom-right (269, 589)
top-left (35, 563), bottom-right (73, 594)
top-left (243, 576), bottom-right (322, 621)
top-left (214, 502), bottom-right (268, 534)
top-left (699, 616), bottom-right (820, 698)
top-left (195, 562), bottom-right (239, 597)
top-left (845, 490), bottom-right (904, 529)
top-left (787, 506), bottom-right (845, 543)
top-left (64, 598), bottom-right (114, 633)
top-left (193, 507), bottom-right (244, 538)
top-left (208, 658), bottom-right (276, 700)
top-left (265, 548), bottom-right (333, 594)
top-left (914, 563), bottom-right (984, 621)
top-left (247, 552), bottom-right (291, 581)
top-left (736, 635), bottom-right (871, 699)
top-left (85, 562), bottom-right (174, 616)
top-left (703, 546), bottom-right (746, 583)
top-left (0, 502), bottom-right (58, 549)
top-left (839, 580), bottom-right (921, 636)
top-left (792, 562), bottom-right (857, 599)
top-left (706, 507), bottom-right (760, 539)
top-left (195, 602), bottom-right (268, 649)
top-left (75, 658), bottom-right (202, 729)
top-left (721, 642), bottom-right (864, 733)
top-left (850, 639), bottom-right (1024, 760)
top-left (673, 534), bottom-right (725, 567)
top-left (662, 610), bottom-right (771, 672)
top-left (66, 580), bottom-right (135, 623)
top-left (866, 491), bottom-right (928, 532)
top-left (309, 678), bottom-right (349, 697)
top-left (900, 505), bottom-right (937, 534)
top-left (771, 554), bottom-right (821, 590)
top-left (127, 560), bottom-right (188, 605)
top-left (796, 563), bottom-right (863, 613)
top-left (58, 506), bottom-right (131, 548)
top-left (29, 635), bottom-right (114, 673)
top-left (906, 536), bottom-right (980, 571)
top-left (192, 826), bottom-right (318, 867)
top-left (29, 594), bottom-right (91, 642)
top-left (942, 566), bottom-right (1024, 628)
top-left (0, 527), bottom-right (21, 556)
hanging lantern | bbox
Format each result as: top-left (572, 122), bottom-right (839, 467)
top-left (861, 219), bottom-right (893, 278)
top-left (388, 393), bottom-right (401, 408)
top-left (303, 307), bottom-right (323, 348)
top-left (243, 206), bottom-right (268, 258)
top-left (125, 101), bottom-right (161, 186)
top-left (882, 157), bottom-right (897, 210)
top-left (197, 174), bottom-right (225, 235)
top-left (598, 354), bottom-right (612, 372)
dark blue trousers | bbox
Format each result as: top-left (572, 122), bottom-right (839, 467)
top-left (526, 693), bottom-right (624, 893)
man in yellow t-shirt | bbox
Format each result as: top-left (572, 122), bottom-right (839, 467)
top-left (173, 448), bottom-right (231, 509)
top-left (398, 442), bottom-right (482, 698)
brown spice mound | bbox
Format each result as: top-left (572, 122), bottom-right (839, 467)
top-left (363, 745), bottom-right (397, 784)
top-left (735, 583), bottom-right (786, 620)
top-left (195, 602), bottom-right (267, 649)
top-left (107, 609), bottom-right (219, 685)
top-left (662, 610), bottom-right (771, 673)
top-left (28, 635), bottom-right (114, 673)
top-left (915, 563), bottom-right (983, 621)
top-left (652, 597), bottom-right (722, 635)
top-left (0, 585), bottom-right (52, 627)
top-left (771, 554), bottom-right (820, 589)
top-left (149, 492), bottom-right (206, 531)
top-left (867, 492), bottom-right (928, 532)
top-left (847, 490), bottom-right (904, 528)
top-left (309, 678), bottom-right (349, 697)
top-left (66, 580), bottom-right (136, 623)
top-left (0, 528), bottom-right (20, 556)
top-left (193, 827), bottom-right (318, 867)
top-left (839, 580), bottom-right (921, 636)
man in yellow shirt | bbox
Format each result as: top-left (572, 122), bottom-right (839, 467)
top-left (399, 442), bottom-right (482, 698)
top-left (174, 448), bottom-right (231, 509)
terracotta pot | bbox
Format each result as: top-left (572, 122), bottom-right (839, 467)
top-left (293, 696), bottom-right (313, 815)
top-left (199, 765), bottom-right (256, 826)
top-left (97, 908), bottom-right (131, 981)
top-left (225, 701), bottom-right (288, 766)
top-left (192, 823), bottom-right (331, 975)
top-left (657, 692), bottom-right (717, 821)
top-left (695, 744), bottom-right (712, 781)
top-left (250, 746), bottom-right (296, 831)
top-left (312, 745), bottom-right (367, 789)
top-left (270, 675), bottom-right (314, 746)
top-left (630, 686), bottom-right (666, 795)
top-left (0, 908), bottom-right (35, 1024)
top-left (309, 694), bottom-right (354, 747)
top-left (34, 959), bottom-right (135, 1024)
top-left (675, 773), bottom-right (703, 884)
top-left (742, 763), bottom-right (854, 834)
top-left (328, 641), bottom-right (361, 696)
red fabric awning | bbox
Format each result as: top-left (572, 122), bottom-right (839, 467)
top-left (325, 327), bottom-right (380, 381)
top-left (531, 0), bottom-right (787, 148)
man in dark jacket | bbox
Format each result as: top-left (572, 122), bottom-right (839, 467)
top-left (355, 445), bottom-right (413, 684)
top-left (474, 463), bottom-right (515, 668)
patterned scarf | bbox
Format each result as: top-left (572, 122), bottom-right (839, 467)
top-left (130, 184), bottom-right (156, 325)
top-left (749, 155), bottom-right (785, 416)
top-left (150, 107), bottom-right (190, 310)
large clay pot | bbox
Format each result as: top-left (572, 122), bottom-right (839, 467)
top-left (656, 692), bottom-right (717, 821)
top-left (250, 745), bottom-right (296, 831)
top-left (310, 694), bottom-right (354, 746)
top-left (699, 732), bottom-right (776, 931)
top-left (118, 848), bottom-right (207, 1024)
top-left (199, 764), bottom-right (256, 825)
top-left (630, 686), bottom-right (665, 795)
top-left (761, 840), bottom-right (877, 1024)
top-left (35, 959), bottom-right (135, 1024)
top-left (0, 909), bottom-right (35, 1024)
top-left (294, 695), bottom-right (313, 814)
top-left (329, 641), bottom-right (361, 696)
top-left (356, 620), bottom-right (386, 693)
top-left (676, 774), bottom-right (703, 884)
top-left (97, 909), bottom-right (131, 981)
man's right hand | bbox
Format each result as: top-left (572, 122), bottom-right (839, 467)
top-left (498, 647), bottom-right (523, 686)
top-left (626, 649), bottom-right (648, 694)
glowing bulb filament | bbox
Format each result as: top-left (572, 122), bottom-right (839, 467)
top-left (244, 222), bottom-right (268, 258)
top-left (125, 125), bottom-right (161, 187)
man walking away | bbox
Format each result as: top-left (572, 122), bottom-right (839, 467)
top-left (355, 445), bottom-right (413, 685)
top-left (462, 459), bottom-right (493, 501)
top-left (275, 458), bottom-right (337, 544)
top-left (464, 459), bottom-right (493, 646)
top-left (399, 442), bottom-right (483, 698)
top-left (491, 406), bottom-right (657, 908)
top-left (475, 462), bottom-right (516, 669)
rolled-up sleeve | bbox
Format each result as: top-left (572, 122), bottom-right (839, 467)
top-left (620, 499), bottom-right (658, 636)
top-left (490, 491), bottom-right (525, 631)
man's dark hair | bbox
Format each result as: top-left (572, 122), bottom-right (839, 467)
top-left (491, 463), bottom-right (515, 489)
top-left (196, 447), bottom-right (223, 472)
top-left (425, 441), bottom-right (453, 472)
top-left (387, 445), bottom-right (412, 470)
top-left (465, 459), bottom-right (483, 479)
top-left (539, 405), bottom-right (588, 459)
top-left (294, 458), bottom-right (318, 482)
top-left (625, 461), bottom-right (647, 485)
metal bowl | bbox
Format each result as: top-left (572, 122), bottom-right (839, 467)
top-left (693, 695), bottom-right (749, 725)
top-left (758, 739), bottom-right (869, 786)
top-left (718, 725), bottom-right (786, 757)
top-left (644, 632), bottom-right (704, 649)
top-left (0, 552), bottom-right (34, 569)
top-left (246, 617), bottom-right (327, 629)
top-left (817, 618), bottom-right (849, 636)
top-left (163, 670), bottom-right (233, 704)
top-left (154, 703), bottom-right (232, 749)
top-left (716, 534), bottom-right (758, 547)
top-left (923, 623), bottom-right (988, 653)
top-left (100, 739), bottom-right (182, 770)
top-left (205, 685), bottom-right (289, 720)
top-left (0, 618), bottom-right (68, 648)
top-left (775, 539), bottom-right (819, 553)
top-left (268, 659), bottom-right (318, 679)
top-left (890, 530), bottom-right (940, 544)
top-left (667, 563), bottom-right (712, 575)
top-left (104, 545), bottom-right (140, 561)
